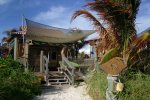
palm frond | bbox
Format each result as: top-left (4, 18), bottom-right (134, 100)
top-left (86, 0), bottom-right (140, 48)
top-left (71, 9), bottom-right (106, 33)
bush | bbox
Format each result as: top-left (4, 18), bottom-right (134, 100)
top-left (0, 57), bottom-right (41, 100)
top-left (118, 73), bottom-right (150, 100)
top-left (86, 70), bottom-right (107, 100)
top-left (86, 69), bottom-right (150, 100)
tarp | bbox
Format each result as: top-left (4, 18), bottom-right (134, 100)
top-left (25, 19), bottom-right (95, 43)
top-left (138, 27), bottom-right (150, 37)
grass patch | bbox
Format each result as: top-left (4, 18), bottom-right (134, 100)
top-left (86, 70), bottom-right (107, 100)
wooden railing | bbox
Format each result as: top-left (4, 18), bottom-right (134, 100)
top-left (40, 50), bottom-right (49, 85)
top-left (71, 58), bottom-right (94, 67)
top-left (61, 56), bottom-right (75, 85)
top-left (42, 55), bottom-right (49, 85)
top-left (61, 58), bottom-right (95, 85)
top-left (43, 56), bottom-right (49, 75)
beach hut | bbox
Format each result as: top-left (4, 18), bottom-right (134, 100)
top-left (8, 19), bottom-right (95, 85)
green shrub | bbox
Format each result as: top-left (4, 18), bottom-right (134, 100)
top-left (0, 57), bottom-right (41, 100)
top-left (86, 70), bottom-right (107, 100)
top-left (86, 70), bottom-right (150, 100)
top-left (118, 73), bottom-right (150, 100)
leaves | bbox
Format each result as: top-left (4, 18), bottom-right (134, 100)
top-left (0, 57), bottom-right (41, 100)
top-left (71, 0), bottom-right (141, 54)
top-left (71, 9), bottom-right (106, 33)
top-left (99, 48), bottom-right (118, 65)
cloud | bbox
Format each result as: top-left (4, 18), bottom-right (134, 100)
top-left (19, 0), bottom-right (41, 8)
top-left (70, 16), bottom-right (92, 29)
top-left (0, 0), bottom-right (10, 5)
top-left (34, 6), bottom-right (66, 21)
top-left (136, 16), bottom-right (150, 33)
top-left (33, 6), bottom-right (93, 30)
top-left (50, 16), bottom-right (92, 29)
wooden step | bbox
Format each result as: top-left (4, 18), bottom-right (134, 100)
top-left (48, 79), bottom-right (69, 86)
top-left (48, 77), bottom-right (67, 80)
top-left (47, 70), bottom-right (69, 86)
top-left (49, 71), bottom-right (63, 74)
top-left (48, 71), bottom-right (64, 77)
top-left (48, 75), bottom-right (66, 79)
top-left (48, 78), bottom-right (67, 81)
top-left (48, 81), bottom-right (69, 86)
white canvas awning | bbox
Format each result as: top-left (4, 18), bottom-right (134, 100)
top-left (25, 19), bottom-right (95, 43)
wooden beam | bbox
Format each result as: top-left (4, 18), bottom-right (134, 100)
top-left (14, 38), bottom-right (18, 60)
top-left (93, 45), bottom-right (97, 69)
top-left (24, 41), bottom-right (29, 72)
top-left (40, 50), bottom-right (44, 73)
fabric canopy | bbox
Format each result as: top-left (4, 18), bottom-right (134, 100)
top-left (138, 27), bottom-right (150, 37)
top-left (25, 19), bottom-right (95, 43)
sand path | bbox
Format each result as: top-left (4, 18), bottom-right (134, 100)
top-left (34, 83), bottom-right (92, 100)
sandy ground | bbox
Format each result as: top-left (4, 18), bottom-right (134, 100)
top-left (34, 83), bottom-right (92, 100)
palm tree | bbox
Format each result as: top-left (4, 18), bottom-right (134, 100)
top-left (1, 28), bottom-right (25, 46)
top-left (3, 28), bottom-right (18, 37)
top-left (71, 0), bottom-right (141, 63)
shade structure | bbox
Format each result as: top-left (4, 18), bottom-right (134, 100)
top-left (100, 57), bottom-right (127, 75)
top-left (25, 19), bottom-right (95, 43)
top-left (138, 27), bottom-right (150, 37)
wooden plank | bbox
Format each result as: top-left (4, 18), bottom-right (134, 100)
top-left (64, 72), bottom-right (72, 84)
top-left (72, 68), bottom-right (75, 85)
top-left (65, 67), bottom-right (73, 76)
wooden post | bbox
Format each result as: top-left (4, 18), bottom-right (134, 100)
top-left (106, 75), bottom-right (118, 100)
top-left (14, 38), bottom-right (18, 60)
top-left (61, 47), bottom-right (66, 68)
top-left (90, 45), bottom-right (92, 58)
top-left (40, 50), bottom-right (44, 73)
top-left (45, 59), bottom-right (49, 75)
top-left (24, 41), bottom-right (29, 72)
top-left (45, 56), bottom-right (49, 85)
top-left (72, 68), bottom-right (75, 85)
top-left (48, 52), bottom-right (49, 61)
top-left (94, 45), bottom-right (97, 69)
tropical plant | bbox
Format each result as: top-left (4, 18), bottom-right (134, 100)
top-left (72, 0), bottom-right (150, 100)
top-left (127, 31), bottom-right (150, 73)
top-left (1, 28), bottom-right (23, 45)
top-left (3, 28), bottom-right (18, 37)
top-left (71, 0), bottom-right (141, 63)
top-left (0, 57), bottom-right (41, 100)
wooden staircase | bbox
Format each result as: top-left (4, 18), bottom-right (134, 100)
top-left (40, 49), bottom-right (89, 86)
top-left (47, 70), bottom-right (70, 86)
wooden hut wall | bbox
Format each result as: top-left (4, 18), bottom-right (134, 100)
top-left (18, 43), bottom-right (24, 57)
top-left (28, 45), bottom-right (62, 72)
